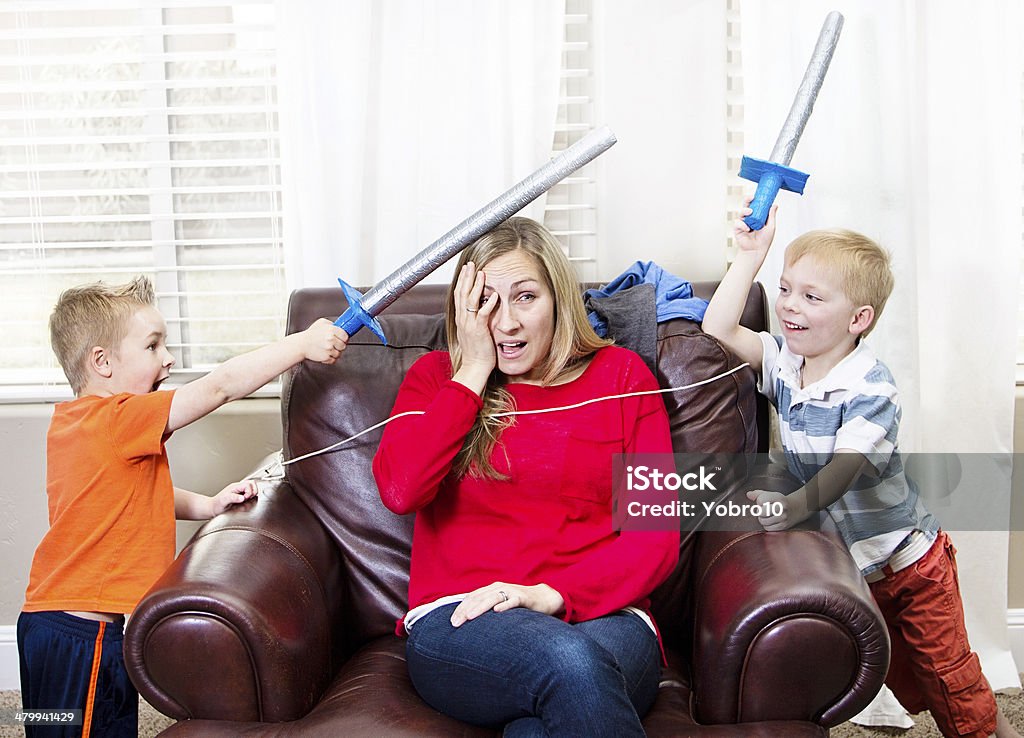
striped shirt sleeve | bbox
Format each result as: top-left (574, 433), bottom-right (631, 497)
top-left (834, 370), bottom-right (900, 468)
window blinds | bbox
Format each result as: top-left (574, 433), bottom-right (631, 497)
top-left (0, 1), bottom-right (286, 393)
top-left (544, 0), bottom-right (600, 283)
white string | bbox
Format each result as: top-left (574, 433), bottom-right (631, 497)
top-left (283, 410), bottom-right (427, 467)
top-left (267, 363), bottom-right (751, 476)
top-left (487, 363), bottom-right (750, 418)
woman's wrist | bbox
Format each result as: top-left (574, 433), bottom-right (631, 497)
top-left (533, 583), bottom-right (565, 617)
top-left (451, 361), bottom-right (492, 396)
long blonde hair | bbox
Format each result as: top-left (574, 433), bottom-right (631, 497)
top-left (445, 217), bottom-right (610, 479)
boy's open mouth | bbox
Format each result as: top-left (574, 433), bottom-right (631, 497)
top-left (782, 320), bottom-right (806, 331)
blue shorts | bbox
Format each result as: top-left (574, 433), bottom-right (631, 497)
top-left (17, 611), bottom-right (137, 738)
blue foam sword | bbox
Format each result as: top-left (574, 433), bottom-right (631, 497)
top-left (334, 126), bottom-right (618, 343)
top-left (740, 11), bottom-right (844, 230)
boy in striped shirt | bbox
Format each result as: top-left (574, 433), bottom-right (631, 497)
top-left (703, 205), bottom-right (1017, 738)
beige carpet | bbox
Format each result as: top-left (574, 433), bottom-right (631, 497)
top-left (830, 686), bottom-right (1024, 737)
top-left (0, 686), bottom-right (1021, 736)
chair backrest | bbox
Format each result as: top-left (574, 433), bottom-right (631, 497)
top-left (282, 282), bottom-right (767, 656)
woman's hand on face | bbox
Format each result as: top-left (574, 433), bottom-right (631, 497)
top-left (452, 262), bottom-right (498, 393)
top-left (450, 582), bottom-right (565, 627)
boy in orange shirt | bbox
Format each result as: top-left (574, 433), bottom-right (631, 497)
top-left (18, 276), bottom-right (348, 737)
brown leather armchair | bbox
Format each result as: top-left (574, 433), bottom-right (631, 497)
top-left (125, 282), bottom-right (888, 736)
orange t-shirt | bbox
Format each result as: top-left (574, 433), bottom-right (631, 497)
top-left (23, 390), bottom-right (177, 614)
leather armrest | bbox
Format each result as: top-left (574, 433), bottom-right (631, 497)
top-left (125, 479), bottom-right (345, 723)
top-left (690, 525), bottom-right (889, 727)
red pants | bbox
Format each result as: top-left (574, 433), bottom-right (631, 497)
top-left (869, 531), bottom-right (997, 738)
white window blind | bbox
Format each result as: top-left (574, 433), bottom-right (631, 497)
top-left (544, 0), bottom-right (600, 283)
top-left (0, 0), bottom-right (286, 397)
top-left (1018, 67), bottom-right (1024, 377)
top-left (725, 0), bottom-right (744, 262)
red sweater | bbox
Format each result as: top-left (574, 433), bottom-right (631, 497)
top-left (372, 346), bottom-right (679, 630)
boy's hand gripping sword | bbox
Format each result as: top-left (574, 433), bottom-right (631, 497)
top-left (739, 11), bottom-right (844, 230)
top-left (335, 126), bottom-right (617, 343)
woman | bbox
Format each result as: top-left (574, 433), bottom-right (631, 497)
top-left (372, 217), bottom-right (679, 736)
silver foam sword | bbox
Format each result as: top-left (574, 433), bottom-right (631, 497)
top-left (335, 126), bottom-right (618, 343)
top-left (740, 11), bottom-right (844, 230)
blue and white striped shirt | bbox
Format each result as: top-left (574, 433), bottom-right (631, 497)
top-left (758, 333), bottom-right (938, 576)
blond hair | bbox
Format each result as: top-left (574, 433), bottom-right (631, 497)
top-left (49, 276), bottom-right (156, 393)
top-left (445, 217), bottom-right (610, 479)
top-left (785, 229), bottom-right (894, 337)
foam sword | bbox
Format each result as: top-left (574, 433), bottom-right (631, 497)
top-left (739, 11), bottom-right (844, 230)
top-left (334, 126), bottom-right (618, 343)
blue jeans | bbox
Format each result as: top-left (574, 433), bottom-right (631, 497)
top-left (406, 603), bottom-right (660, 737)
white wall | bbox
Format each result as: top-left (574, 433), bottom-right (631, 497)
top-left (597, 0), bottom-right (728, 283)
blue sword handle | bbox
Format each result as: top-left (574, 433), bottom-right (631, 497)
top-left (738, 156), bottom-right (810, 231)
top-left (334, 279), bottom-right (387, 345)
top-left (746, 170), bottom-right (783, 231)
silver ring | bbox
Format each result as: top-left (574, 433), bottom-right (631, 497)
top-left (498, 590), bottom-right (508, 603)
top-left (465, 307), bottom-right (478, 313)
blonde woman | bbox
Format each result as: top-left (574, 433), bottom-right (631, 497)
top-left (373, 217), bottom-right (679, 736)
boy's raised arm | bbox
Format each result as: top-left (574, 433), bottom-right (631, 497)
top-left (702, 205), bottom-right (778, 372)
top-left (166, 318), bottom-right (348, 433)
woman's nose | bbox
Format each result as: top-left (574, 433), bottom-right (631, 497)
top-left (494, 300), bottom-right (520, 331)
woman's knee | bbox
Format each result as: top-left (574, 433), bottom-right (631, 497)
top-left (537, 628), bottom-right (623, 690)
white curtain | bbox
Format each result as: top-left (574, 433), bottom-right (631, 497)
top-left (275, 0), bottom-right (565, 291)
top-left (740, 0), bottom-right (1022, 726)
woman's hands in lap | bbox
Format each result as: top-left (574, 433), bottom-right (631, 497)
top-left (450, 582), bottom-right (566, 627)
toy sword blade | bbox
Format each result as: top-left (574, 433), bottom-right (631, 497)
top-left (739, 11), bottom-right (844, 230)
top-left (335, 125), bottom-right (618, 343)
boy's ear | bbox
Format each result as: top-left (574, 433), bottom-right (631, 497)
top-left (849, 305), bottom-right (875, 337)
top-left (89, 346), bottom-right (113, 379)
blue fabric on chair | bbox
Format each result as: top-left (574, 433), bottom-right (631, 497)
top-left (584, 261), bottom-right (708, 338)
